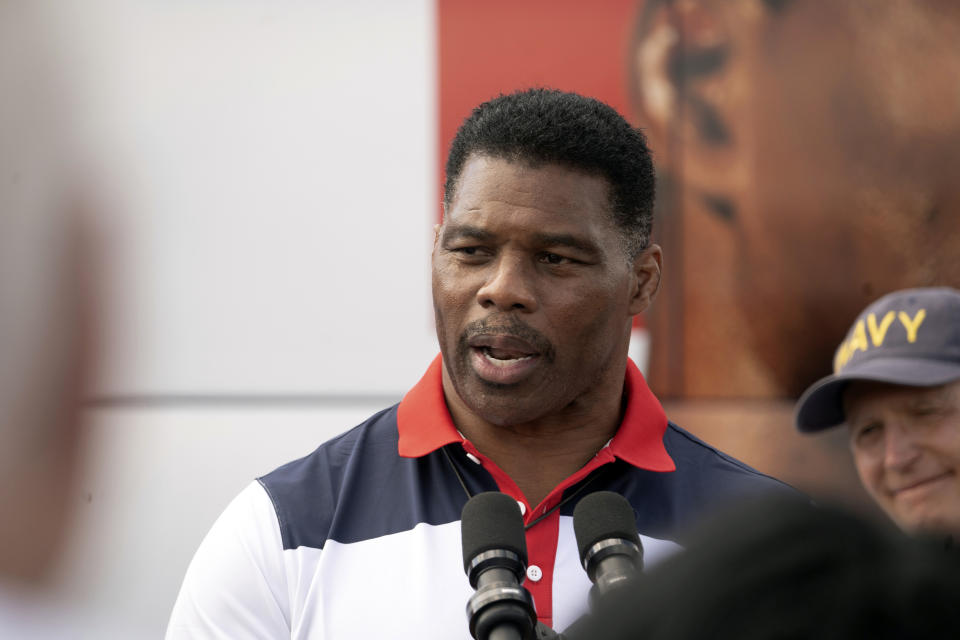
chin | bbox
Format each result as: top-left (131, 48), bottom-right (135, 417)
top-left (451, 368), bottom-right (556, 425)
top-left (899, 511), bottom-right (960, 540)
top-left (468, 398), bottom-right (548, 427)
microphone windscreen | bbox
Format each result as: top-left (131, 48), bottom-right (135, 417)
top-left (573, 491), bottom-right (640, 563)
top-left (461, 492), bottom-right (528, 574)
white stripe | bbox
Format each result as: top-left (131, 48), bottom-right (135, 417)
top-left (169, 484), bottom-right (685, 638)
top-left (553, 515), bottom-right (682, 632)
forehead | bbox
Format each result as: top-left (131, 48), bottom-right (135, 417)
top-left (843, 379), bottom-right (960, 417)
top-left (448, 155), bottom-right (615, 228)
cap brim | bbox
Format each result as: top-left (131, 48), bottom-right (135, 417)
top-left (795, 357), bottom-right (960, 433)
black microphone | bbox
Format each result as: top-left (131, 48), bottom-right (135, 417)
top-left (572, 491), bottom-right (643, 604)
top-left (461, 492), bottom-right (538, 640)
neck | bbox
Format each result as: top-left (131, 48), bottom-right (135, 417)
top-left (443, 366), bottom-right (626, 508)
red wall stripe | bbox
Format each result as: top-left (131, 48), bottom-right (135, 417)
top-left (438, 0), bottom-right (642, 220)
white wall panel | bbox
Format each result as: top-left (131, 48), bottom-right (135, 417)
top-left (55, 405), bottom-right (392, 638)
top-left (47, 0), bottom-right (438, 396)
top-left (21, 1), bottom-right (441, 635)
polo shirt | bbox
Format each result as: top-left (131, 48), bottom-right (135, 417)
top-left (166, 356), bottom-right (794, 639)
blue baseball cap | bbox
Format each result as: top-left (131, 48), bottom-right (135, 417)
top-left (795, 287), bottom-right (960, 432)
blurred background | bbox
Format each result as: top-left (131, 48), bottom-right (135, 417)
top-left (3, 0), bottom-right (958, 636)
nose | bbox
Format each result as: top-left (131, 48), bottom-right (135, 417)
top-left (476, 255), bottom-right (538, 312)
top-left (883, 422), bottom-right (920, 472)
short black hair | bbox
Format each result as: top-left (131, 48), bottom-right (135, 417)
top-left (443, 88), bottom-right (656, 257)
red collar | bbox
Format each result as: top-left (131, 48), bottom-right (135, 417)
top-left (397, 354), bottom-right (675, 472)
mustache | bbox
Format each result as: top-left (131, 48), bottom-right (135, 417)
top-left (459, 315), bottom-right (555, 362)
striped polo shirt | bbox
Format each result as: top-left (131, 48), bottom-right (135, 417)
top-left (166, 356), bottom-right (794, 639)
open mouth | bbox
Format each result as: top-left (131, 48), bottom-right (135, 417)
top-left (479, 346), bottom-right (536, 365)
top-left (467, 334), bottom-right (542, 384)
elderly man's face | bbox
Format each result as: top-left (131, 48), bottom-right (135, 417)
top-left (844, 379), bottom-right (960, 537)
top-left (431, 155), bottom-right (658, 426)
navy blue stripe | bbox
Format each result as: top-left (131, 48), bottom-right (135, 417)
top-left (259, 409), bottom-right (798, 551)
top-left (259, 405), bottom-right (498, 550)
top-left (557, 423), bottom-right (798, 543)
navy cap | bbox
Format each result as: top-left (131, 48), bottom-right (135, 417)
top-left (795, 287), bottom-right (960, 432)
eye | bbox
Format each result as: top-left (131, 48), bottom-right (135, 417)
top-left (851, 421), bottom-right (883, 449)
top-left (448, 245), bottom-right (491, 261)
top-left (539, 252), bottom-right (574, 265)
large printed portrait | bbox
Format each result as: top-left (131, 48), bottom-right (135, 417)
top-left (630, 0), bottom-right (960, 399)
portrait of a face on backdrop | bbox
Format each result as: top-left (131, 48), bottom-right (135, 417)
top-left (629, 0), bottom-right (960, 399)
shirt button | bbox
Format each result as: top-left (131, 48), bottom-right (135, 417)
top-left (516, 501), bottom-right (527, 516)
top-left (526, 565), bottom-right (542, 582)
top-left (465, 453), bottom-right (481, 465)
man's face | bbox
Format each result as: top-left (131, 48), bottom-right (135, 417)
top-left (844, 379), bottom-right (960, 536)
top-left (432, 155), bottom-right (657, 427)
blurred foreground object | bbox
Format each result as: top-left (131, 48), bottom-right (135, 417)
top-left (0, 1), bottom-right (97, 635)
top-left (572, 497), bottom-right (960, 639)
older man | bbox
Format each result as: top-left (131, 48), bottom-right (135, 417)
top-left (796, 287), bottom-right (960, 539)
top-left (167, 88), bottom-right (793, 639)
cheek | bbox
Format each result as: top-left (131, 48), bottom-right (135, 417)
top-left (432, 264), bottom-right (466, 306)
top-left (549, 287), bottom-right (628, 345)
top-left (431, 269), bottom-right (453, 328)
top-left (432, 266), bottom-right (479, 335)
top-left (852, 452), bottom-right (884, 495)
top-left (931, 423), bottom-right (960, 466)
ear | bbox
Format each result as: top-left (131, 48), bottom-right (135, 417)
top-left (630, 0), bottom-right (763, 204)
top-left (629, 243), bottom-right (662, 315)
top-left (432, 223), bottom-right (442, 250)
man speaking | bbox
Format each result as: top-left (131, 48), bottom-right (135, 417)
top-left (167, 89), bottom-right (792, 639)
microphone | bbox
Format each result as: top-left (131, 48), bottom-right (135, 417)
top-left (461, 492), bottom-right (538, 640)
top-left (572, 491), bottom-right (643, 603)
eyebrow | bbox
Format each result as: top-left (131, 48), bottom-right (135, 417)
top-left (441, 224), bottom-right (496, 243)
top-left (442, 225), bottom-right (602, 257)
top-left (529, 232), bottom-right (602, 257)
top-left (907, 391), bottom-right (950, 408)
